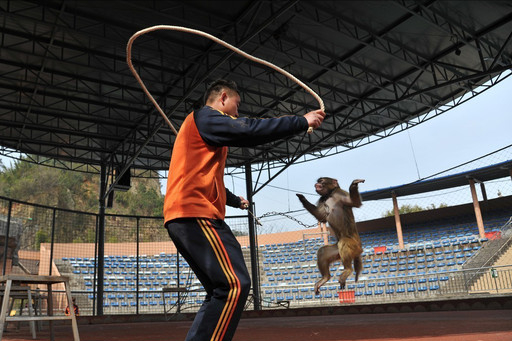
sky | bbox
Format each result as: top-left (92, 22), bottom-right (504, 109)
top-left (1, 72), bottom-right (511, 228)
top-left (223, 72), bottom-right (512, 226)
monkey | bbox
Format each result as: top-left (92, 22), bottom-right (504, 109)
top-left (296, 177), bottom-right (364, 295)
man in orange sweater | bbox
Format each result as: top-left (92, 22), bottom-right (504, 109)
top-left (164, 79), bottom-right (324, 341)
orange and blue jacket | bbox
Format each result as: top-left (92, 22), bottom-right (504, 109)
top-left (164, 106), bottom-right (308, 223)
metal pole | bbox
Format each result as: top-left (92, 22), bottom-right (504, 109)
top-left (93, 215), bottom-right (99, 316)
top-left (136, 216), bottom-right (140, 315)
top-left (96, 163), bottom-right (107, 316)
top-left (177, 250), bottom-right (181, 313)
top-left (2, 200), bottom-right (12, 275)
top-left (245, 163), bottom-right (261, 310)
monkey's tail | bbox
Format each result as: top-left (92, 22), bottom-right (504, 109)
top-left (354, 256), bottom-right (363, 282)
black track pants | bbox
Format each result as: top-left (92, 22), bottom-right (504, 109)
top-left (165, 218), bottom-right (251, 341)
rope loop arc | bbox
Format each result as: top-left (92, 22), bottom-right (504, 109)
top-left (126, 25), bottom-right (324, 135)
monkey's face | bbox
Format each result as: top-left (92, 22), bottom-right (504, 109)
top-left (315, 177), bottom-right (338, 196)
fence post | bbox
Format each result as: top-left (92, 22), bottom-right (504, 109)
top-left (245, 163), bottom-right (261, 310)
top-left (93, 215), bottom-right (99, 316)
top-left (49, 208), bottom-right (56, 275)
top-left (96, 163), bottom-right (107, 315)
top-left (136, 216), bottom-right (140, 314)
top-left (176, 249), bottom-right (181, 313)
top-left (2, 200), bottom-right (12, 275)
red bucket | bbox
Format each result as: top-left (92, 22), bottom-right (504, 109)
top-left (338, 290), bottom-right (355, 304)
top-left (485, 231), bottom-right (501, 240)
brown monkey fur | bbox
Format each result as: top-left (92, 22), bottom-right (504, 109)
top-left (297, 177), bottom-right (364, 294)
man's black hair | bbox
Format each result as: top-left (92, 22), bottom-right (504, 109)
top-left (204, 79), bottom-right (239, 104)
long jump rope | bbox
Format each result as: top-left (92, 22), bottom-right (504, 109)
top-left (126, 25), bottom-right (325, 224)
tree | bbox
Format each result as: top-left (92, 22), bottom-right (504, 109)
top-left (382, 203), bottom-right (448, 217)
top-left (232, 229), bottom-right (248, 237)
top-left (35, 229), bottom-right (49, 250)
top-left (0, 158), bottom-right (165, 243)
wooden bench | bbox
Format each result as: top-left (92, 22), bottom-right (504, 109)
top-left (0, 275), bottom-right (80, 341)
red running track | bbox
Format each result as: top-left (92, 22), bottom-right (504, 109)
top-left (2, 310), bottom-right (512, 341)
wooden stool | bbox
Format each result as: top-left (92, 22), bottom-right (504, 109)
top-left (162, 287), bottom-right (189, 319)
top-left (0, 285), bottom-right (37, 338)
top-left (0, 275), bottom-right (80, 341)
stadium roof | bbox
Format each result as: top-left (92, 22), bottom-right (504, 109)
top-left (0, 1), bottom-right (511, 182)
top-left (362, 159), bottom-right (512, 201)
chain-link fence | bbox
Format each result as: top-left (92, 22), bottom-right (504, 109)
top-left (1, 170), bottom-right (511, 316)
top-left (256, 145), bottom-right (512, 232)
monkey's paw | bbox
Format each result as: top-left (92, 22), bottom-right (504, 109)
top-left (351, 179), bottom-right (365, 186)
top-left (296, 193), bottom-right (306, 202)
